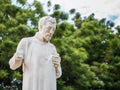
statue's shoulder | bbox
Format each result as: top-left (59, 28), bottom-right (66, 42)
top-left (49, 42), bottom-right (54, 46)
top-left (49, 42), bottom-right (56, 49)
top-left (20, 37), bottom-right (34, 44)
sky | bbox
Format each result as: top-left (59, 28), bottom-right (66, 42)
top-left (27, 0), bottom-right (120, 26)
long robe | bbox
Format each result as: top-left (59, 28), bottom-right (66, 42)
top-left (9, 36), bottom-right (62, 90)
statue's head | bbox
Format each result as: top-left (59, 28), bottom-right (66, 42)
top-left (38, 16), bottom-right (56, 42)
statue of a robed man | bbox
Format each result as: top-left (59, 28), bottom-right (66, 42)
top-left (9, 16), bottom-right (62, 90)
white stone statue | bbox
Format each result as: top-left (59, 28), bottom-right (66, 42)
top-left (9, 16), bottom-right (62, 90)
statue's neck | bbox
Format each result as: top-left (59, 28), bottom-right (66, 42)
top-left (35, 32), bottom-right (44, 42)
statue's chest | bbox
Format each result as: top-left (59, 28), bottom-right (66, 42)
top-left (29, 42), bottom-right (53, 61)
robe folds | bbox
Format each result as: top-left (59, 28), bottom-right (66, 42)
top-left (9, 36), bottom-right (62, 90)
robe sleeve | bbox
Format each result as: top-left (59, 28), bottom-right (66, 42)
top-left (52, 44), bottom-right (62, 79)
top-left (9, 39), bottom-right (25, 70)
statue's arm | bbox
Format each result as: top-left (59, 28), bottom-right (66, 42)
top-left (9, 39), bottom-right (25, 70)
top-left (55, 56), bottom-right (62, 79)
top-left (51, 44), bottom-right (62, 79)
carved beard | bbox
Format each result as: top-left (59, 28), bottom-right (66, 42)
top-left (43, 34), bottom-right (52, 42)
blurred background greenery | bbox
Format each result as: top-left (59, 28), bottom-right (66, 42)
top-left (0, 0), bottom-right (120, 90)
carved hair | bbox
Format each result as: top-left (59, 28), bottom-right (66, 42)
top-left (38, 16), bottom-right (56, 31)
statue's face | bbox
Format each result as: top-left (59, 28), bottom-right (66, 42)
top-left (42, 25), bottom-right (55, 42)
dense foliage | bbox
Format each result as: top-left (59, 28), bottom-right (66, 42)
top-left (0, 0), bottom-right (120, 90)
